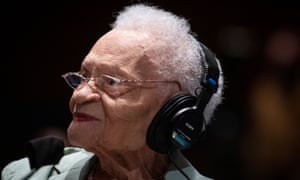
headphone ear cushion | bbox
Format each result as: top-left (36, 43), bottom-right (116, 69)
top-left (146, 93), bottom-right (197, 153)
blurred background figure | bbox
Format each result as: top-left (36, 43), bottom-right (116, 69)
top-left (241, 27), bottom-right (300, 179)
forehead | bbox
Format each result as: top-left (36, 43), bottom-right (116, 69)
top-left (82, 30), bottom-right (159, 78)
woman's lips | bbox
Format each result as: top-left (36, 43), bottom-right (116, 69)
top-left (73, 112), bottom-right (98, 122)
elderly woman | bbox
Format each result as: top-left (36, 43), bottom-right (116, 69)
top-left (2, 3), bottom-right (223, 180)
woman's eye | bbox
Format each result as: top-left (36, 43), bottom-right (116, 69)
top-left (103, 75), bottom-right (120, 86)
top-left (106, 78), bottom-right (118, 86)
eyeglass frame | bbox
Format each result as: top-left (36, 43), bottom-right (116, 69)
top-left (62, 72), bottom-right (180, 96)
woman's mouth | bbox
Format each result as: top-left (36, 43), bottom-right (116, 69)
top-left (73, 112), bottom-right (99, 122)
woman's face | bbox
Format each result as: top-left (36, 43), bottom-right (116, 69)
top-left (67, 29), bottom-right (179, 153)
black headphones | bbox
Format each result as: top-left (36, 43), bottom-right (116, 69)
top-left (146, 43), bottom-right (220, 154)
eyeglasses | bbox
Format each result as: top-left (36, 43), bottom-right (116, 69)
top-left (62, 72), bottom-right (179, 97)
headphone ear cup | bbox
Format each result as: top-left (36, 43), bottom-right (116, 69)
top-left (146, 93), bottom-right (197, 153)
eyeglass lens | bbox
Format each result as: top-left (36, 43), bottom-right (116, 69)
top-left (65, 74), bottom-right (83, 89)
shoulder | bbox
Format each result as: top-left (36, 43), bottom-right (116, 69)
top-left (55, 147), bottom-right (94, 172)
top-left (1, 147), bottom-right (94, 180)
top-left (1, 156), bottom-right (31, 180)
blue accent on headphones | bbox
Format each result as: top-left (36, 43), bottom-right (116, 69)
top-left (172, 131), bottom-right (191, 149)
top-left (207, 77), bottom-right (217, 88)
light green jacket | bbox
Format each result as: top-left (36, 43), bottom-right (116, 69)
top-left (1, 147), bottom-right (212, 180)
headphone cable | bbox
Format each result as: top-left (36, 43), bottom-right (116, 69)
top-left (167, 150), bottom-right (191, 180)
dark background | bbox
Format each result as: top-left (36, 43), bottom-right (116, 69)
top-left (2, 0), bottom-right (300, 179)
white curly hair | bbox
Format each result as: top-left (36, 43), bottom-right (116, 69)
top-left (111, 3), bottom-right (224, 123)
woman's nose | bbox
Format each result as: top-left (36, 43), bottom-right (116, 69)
top-left (69, 84), bottom-right (101, 112)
